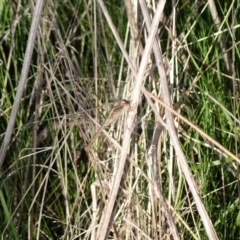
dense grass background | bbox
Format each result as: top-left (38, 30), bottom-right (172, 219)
top-left (0, 0), bottom-right (240, 239)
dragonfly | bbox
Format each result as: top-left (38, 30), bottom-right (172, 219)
top-left (86, 99), bottom-right (131, 150)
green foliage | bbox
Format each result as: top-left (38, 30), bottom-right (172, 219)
top-left (0, 0), bottom-right (240, 239)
